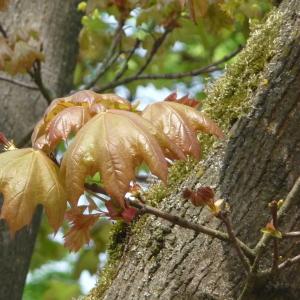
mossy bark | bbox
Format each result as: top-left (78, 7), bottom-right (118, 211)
top-left (88, 0), bottom-right (300, 299)
top-left (0, 1), bottom-right (81, 299)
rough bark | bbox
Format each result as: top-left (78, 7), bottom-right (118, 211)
top-left (89, 1), bottom-right (300, 299)
top-left (0, 1), bottom-right (81, 299)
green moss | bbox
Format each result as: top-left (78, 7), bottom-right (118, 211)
top-left (200, 8), bottom-right (283, 155)
top-left (87, 221), bottom-right (128, 300)
top-left (144, 157), bottom-right (198, 207)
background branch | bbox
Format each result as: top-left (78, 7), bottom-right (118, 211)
top-left (0, 75), bottom-right (38, 90)
top-left (82, 21), bottom-right (124, 90)
top-left (128, 198), bottom-right (254, 258)
top-left (0, 24), bottom-right (8, 38)
top-left (94, 46), bottom-right (242, 92)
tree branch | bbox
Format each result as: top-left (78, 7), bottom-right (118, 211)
top-left (254, 177), bottom-right (300, 256)
top-left (277, 253), bottom-right (300, 270)
top-left (135, 28), bottom-right (172, 77)
top-left (94, 46), bottom-right (242, 92)
top-left (28, 60), bottom-right (53, 104)
top-left (82, 21), bottom-right (124, 90)
top-left (269, 201), bottom-right (279, 273)
top-left (0, 75), bottom-right (38, 90)
top-left (113, 39), bottom-right (141, 82)
top-left (283, 231), bottom-right (300, 238)
top-left (128, 198), bottom-right (255, 258)
top-left (0, 24), bottom-right (7, 38)
top-left (217, 212), bottom-right (251, 272)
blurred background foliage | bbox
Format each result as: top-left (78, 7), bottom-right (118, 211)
top-left (24, 0), bottom-right (273, 298)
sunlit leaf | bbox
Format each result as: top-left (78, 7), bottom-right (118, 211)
top-left (164, 92), bottom-right (201, 108)
top-left (142, 102), bottom-right (223, 159)
top-left (0, 148), bottom-right (67, 234)
top-left (44, 90), bottom-right (131, 124)
top-left (47, 106), bottom-right (93, 150)
top-left (61, 111), bottom-right (168, 207)
top-left (109, 109), bottom-right (185, 160)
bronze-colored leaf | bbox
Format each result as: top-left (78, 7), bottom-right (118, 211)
top-left (64, 206), bottom-right (99, 252)
top-left (44, 90), bottom-right (131, 124)
top-left (31, 118), bottom-right (47, 148)
top-left (0, 148), bottom-right (67, 234)
top-left (164, 92), bottom-right (201, 108)
top-left (109, 109), bottom-right (185, 160)
top-left (61, 111), bottom-right (168, 207)
top-left (47, 106), bottom-right (93, 150)
top-left (142, 102), bottom-right (224, 159)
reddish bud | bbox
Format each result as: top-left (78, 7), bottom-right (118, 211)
top-left (0, 132), bottom-right (16, 151)
top-left (0, 132), bottom-right (9, 145)
top-left (196, 187), bottom-right (215, 203)
top-left (183, 186), bottom-right (215, 208)
top-left (182, 188), bottom-right (193, 200)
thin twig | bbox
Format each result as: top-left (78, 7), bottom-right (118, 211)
top-left (28, 61), bottom-right (53, 104)
top-left (113, 39), bottom-right (141, 82)
top-left (269, 201), bottom-right (279, 273)
top-left (135, 28), bottom-right (171, 77)
top-left (94, 46), bottom-right (242, 92)
top-left (283, 231), bottom-right (300, 238)
top-left (254, 177), bottom-right (300, 255)
top-left (82, 21), bottom-right (124, 90)
top-left (0, 24), bottom-right (7, 38)
top-left (278, 253), bottom-right (300, 270)
top-left (218, 212), bottom-right (250, 272)
top-left (128, 198), bottom-right (254, 258)
top-left (0, 75), bottom-right (38, 90)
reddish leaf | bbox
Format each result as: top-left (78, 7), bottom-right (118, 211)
top-left (44, 90), bottom-right (131, 124)
top-left (105, 200), bottom-right (137, 223)
top-left (164, 92), bottom-right (201, 108)
top-left (47, 106), bottom-right (93, 150)
top-left (142, 101), bottom-right (224, 159)
top-left (64, 206), bottom-right (99, 252)
top-left (108, 109), bottom-right (185, 160)
top-left (60, 111), bottom-right (168, 207)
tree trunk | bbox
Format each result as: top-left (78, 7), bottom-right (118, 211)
top-left (89, 1), bottom-right (300, 299)
top-left (0, 1), bottom-right (81, 299)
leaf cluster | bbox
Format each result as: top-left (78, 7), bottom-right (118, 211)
top-left (0, 90), bottom-right (223, 250)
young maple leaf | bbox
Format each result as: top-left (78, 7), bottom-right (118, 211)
top-left (105, 200), bottom-right (137, 223)
top-left (142, 102), bottom-right (224, 159)
top-left (108, 109), bottom-right (185, 160)
top-left (64, 206), bottom-right (99, 252)
top-left (44, 90), bottom-right (132, 124)
top-left (0, 148), bottom-right (67, 234)
top-left (33, 106), bottom-right (93, 152)
top-left (164, 92), bottom-right (201, 108)
top-left (60, 111), bottom-right (168, 207)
